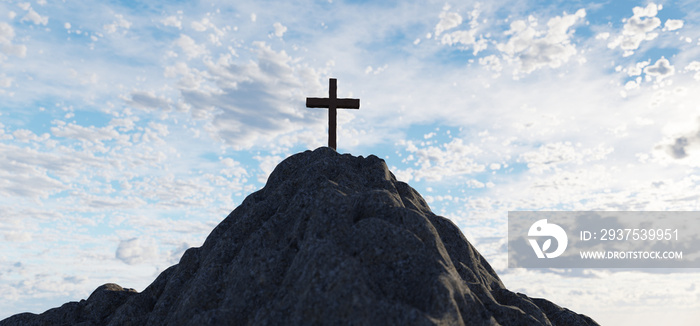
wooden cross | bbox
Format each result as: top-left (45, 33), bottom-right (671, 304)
top-left (306, 78), bottom-right (360, 150)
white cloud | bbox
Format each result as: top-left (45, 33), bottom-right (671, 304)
top-left (520, 142), bottom-right (613, 174)
top-left (109, 117), bottom-right (138, 132)
top-left (479, 54), bottom-right (502, 72)
top-left (435, 10), bottom-right (462, 36)
top-left (127, 91), bottom-right (173, 111)
top-left (627, 60), bottom-right (650, 76)
top-left (624, 79), bottom-right (640, 90)
top-left (12, 129), bottom-right (49, 143)
top-left (175, 34), bottom-right (208, 59)
top-left (189, 18), bottom-right (227, 45)
top-left (497, 9), bottom-right (586, 75)
top-left (365, 64), bottom-right (388, 75)
top-left (0, 22), bottom-right (27, 59)
top-left (219, 157), bottom-right (248, 180)
top-left (435, 4), bottom-right (486, 53)
top-left (663, 19), bottom-right (683, 31)
top-left (0, 166), bottom-right (66, 200)
top-left (170, 42), bottom-right (324, 149)
top-left (162, 16), bottom-right (182, 29)
top-left (273, 22), bottom-right (287, 38)
top-left (51, 120), bottom-right (121, 144)
top-left (18, 3), bottom-right (48, 26)
top-left (191, 19), bottom-right (207, 32)
top-left (685, 62), bottom-right (700, 71)
top-left (644, 57), bottom-right (674, 82)
top-left (607, 3), bottom-right (662, 56)
top-left (466, 179), bottom-right (485, 188)
top-left (4, 231), bottom-right (32, 242)
top-left (654, 118), bottom-right (700, 163)
top-left (441, 29), bottom-right (475, 46)
top-left (104, 14), bottom-right (132, 34)
top-left (250, 13), bottom-right (257, 22)
top-left (254, 154), bottom-right (283, 183)
top-left (685, 61), bottom-right (700, 81)
top-left (115, 237), bottom-right (158, 265)
top-left (397, 138), bottom-right (485, 182)
top-left (634, 3), bottom-right (660, 17)
top-left (0, 141), bottom-right (83, 200)
top-left (0, 74), bottom-right (12, 87)
top-left (129, 173), bottom-right (215, 208)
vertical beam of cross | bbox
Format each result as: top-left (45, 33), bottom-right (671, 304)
top-left (306, 78), bottom-right (360, 150)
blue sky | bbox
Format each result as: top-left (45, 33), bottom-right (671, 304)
top-left (1, 0), bottom-right (700, 324)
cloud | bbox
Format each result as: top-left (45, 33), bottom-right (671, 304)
top-left (434, 6), bottom-right (462, 37)
top-left (441, 29), bottom-right (476, 46)
top-left (0, 164), bottom-right (66, 200)
top-left (479, 54), bottom-right (502, 73)
top-left (663, 19), bottom-right (683, 31)
top-left (520, 142), bottom-right (613, 174)
top-left (685, 61), bottom-right (700, 81)
top-left (12, 129), bottom-right (49, 143)
top-left (126, 91), bottom-right (173, 111)
top-left (669, 137), bottom-right (690, 159)
top-left (51, 120), bottom-right (123, 147)
top-left (254, 154), bottom-right (283, 183)
top-left (607, 3), bottom-right (662, 56)
top-left (4, 231), bottom-right (32, 242)
top-left (626, 60), bottom-right (650, 76)
top-left (435, 4), bottom-right (486, 53)
top-left (0, 22), bottom-right (27, 59)
top-left (0, 73), bottom-right (12, 87)
top-left (171, 42), bottom-right (323, 149)
top-left (497, 9), bottom-right (586, 75)
top-left (175, 34), bottom-right (208, 59)
top-left (0, 140), bottom-right (113, 200)
top-left (397, 138), bottom-right (486, 182)
top-left (104, 14), bottom-right (132, 34)
top-left (364, 64), bottom-right (388, 75)
top-left (18, 3), bottom-right (48, 26)
top-left (219, 157), bottom-right (249, 180)
top-left (655, 118), bottom-right (700, 162)
top-left (273, 22), bottom-right (287, 38)
top-left (162, 15), bottom-right (182, 29)
top-left (189, 18), bottom-right (227, 45)
top-left (115, 237), bottom-right (158, 265)
top-left (644, 57), bottom-right (674, 82)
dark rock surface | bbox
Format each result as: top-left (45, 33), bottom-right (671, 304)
top-left (1, 147), bottom-right (599, 326)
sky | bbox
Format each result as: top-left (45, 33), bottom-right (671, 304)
top-left (1, 0), bottom-right (699, 324)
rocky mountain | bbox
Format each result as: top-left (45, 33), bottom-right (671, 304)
top-left (1, 147), bottom-right (599, 325)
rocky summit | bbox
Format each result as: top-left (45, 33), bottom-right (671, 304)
top-left (2, 147), bottom-right (599, 326)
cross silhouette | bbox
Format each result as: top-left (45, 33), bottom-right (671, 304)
top-left (306, 78), bottom-right (360, 150)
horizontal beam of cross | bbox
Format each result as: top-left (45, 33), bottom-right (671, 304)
top-left (306, 98), bottom-right (360, 109)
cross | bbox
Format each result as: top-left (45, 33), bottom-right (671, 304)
top-left (306, 78), bottom-right (360, 150)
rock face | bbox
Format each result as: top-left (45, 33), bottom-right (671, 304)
top-left (1, 147), bottom-right (599, 326)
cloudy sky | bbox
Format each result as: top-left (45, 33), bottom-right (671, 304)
top-left (1, 0), bottom-right (699, 324)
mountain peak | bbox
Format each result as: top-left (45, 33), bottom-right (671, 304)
top-left (1, 148), bottom-right (598, 325)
